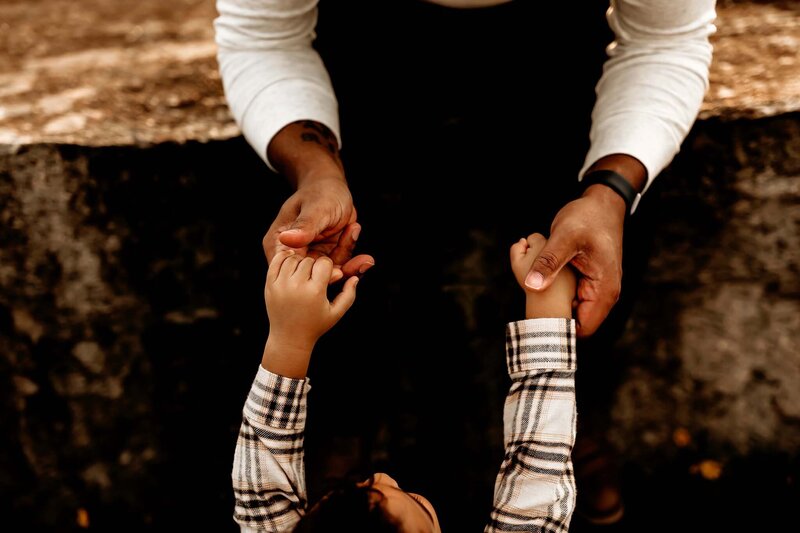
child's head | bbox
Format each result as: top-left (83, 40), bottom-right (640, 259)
top-left (294, 473), bottom-right (441, 533)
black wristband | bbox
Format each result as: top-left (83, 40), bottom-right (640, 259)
top-left (580, 170), bottom-right (642, 215)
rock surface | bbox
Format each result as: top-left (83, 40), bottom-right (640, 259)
top-left (610, 116), bottom-right (800, 462)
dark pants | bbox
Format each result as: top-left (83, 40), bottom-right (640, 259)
top-left (304, 1), bottom-right (658, 530)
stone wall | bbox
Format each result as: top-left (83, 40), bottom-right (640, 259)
top-left (0, 139), bottom-right (282, 529)
top-left (2, 116), bottom-right (797, 531)
top-left (611, 116), bottom-right (800, 462)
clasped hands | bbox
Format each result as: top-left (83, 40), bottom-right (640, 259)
top-left (263, 177), bottom-right (627, 339)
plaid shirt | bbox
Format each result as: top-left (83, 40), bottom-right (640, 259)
top-left (233, 318), bottom-right (577, 532)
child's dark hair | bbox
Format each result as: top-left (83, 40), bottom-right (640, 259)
top-left (292, 476), bottom-right (400, 532)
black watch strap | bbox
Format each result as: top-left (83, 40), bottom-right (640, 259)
top-left (580, 170), bottom-right (642, 215)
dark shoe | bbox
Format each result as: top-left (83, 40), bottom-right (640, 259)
top-left (573, 433), bottom-right (625, 525)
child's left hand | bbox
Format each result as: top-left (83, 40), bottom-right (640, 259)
top-left (265, 250), bottom-right (358, 351)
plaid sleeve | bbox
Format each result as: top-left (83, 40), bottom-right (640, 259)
top-left (233, 365), bottom-right (310, 532)
top-left (486, 318), bottom-right (577, 533)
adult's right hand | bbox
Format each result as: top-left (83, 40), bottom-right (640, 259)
top-left (263, 176), bottom-right (374, 283)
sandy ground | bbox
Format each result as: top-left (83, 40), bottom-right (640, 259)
top-left (0, 0), bottom-right (798, 146)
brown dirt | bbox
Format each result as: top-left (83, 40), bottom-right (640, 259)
top-left (0, 0), bottom-right (798, 147)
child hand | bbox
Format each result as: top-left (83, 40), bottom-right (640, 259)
top-left (510, 233), bottom-right (548, 291)
top-left (510, 233), bottom-right (576, 319)
top-left (265, 250), bottom-right (358, 350)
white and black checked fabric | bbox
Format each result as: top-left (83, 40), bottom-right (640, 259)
top-left (486, 318), bottom-right (577, 533)
top-left (233, 318), bottom-right (577, 532)
top-left (233, 366), bottom-right (309, 532)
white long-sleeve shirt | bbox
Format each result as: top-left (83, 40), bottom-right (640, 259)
top-left (214, 0), bottom-right (715, 197)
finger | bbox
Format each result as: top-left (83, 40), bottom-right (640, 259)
top-left (277, 253), bottom-right (302, 281)
top-left (526, 232), bottom-right (577, 291)
top-left (330, 276), bottom-right (358, 319)
top-left (295, 256), bottom-right (315, 279)
top-left (525, 233), bottom-right (547, 255)
top-left (574, 279), bottom-right (619, 338)
top-left (328, 223), bottom-right (361, 266)
top-left (311, 256), bottom-right (334, 284)
top-left (330, 266), bottom-right (344, 284)
top-left (575, 299), bottom-right (614, 338)
top-left (264, 200), bottom-right (305, 261)
top-left (267, 250), bottom-right (295, 283)
top-left (278, 204), bottom-right (331, 248)
top-left (509, 237), bottom-right (528, 262)
top-left (341, 254), bottom-right (375, 278)
top-left (264, 227), bottom-right (302, 263)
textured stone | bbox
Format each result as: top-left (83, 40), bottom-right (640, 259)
top-left (0, 139), bottom-right (274, 529)
top-left (609, 115), bottom-right (800, 462)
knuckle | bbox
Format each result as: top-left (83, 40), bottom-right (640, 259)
top-left (606, 280), bottom-right (622, 303)
top-left (535, 250), bottom-right (560, 273)
top-left (611, 288), bottom-right (621, 303)
top-left (529, 233), bottom-right (546, 245)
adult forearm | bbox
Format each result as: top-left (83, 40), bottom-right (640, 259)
top-left (215, 0), bottom-right (341, 172)
top-left (268, 121), bottom-right (346, 190)
top-left (580, 0), bottom-right (715, 194)
top-left (584, 154), bottom-right (647, 194)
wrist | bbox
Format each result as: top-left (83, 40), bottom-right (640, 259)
top-left (265, 332), bottom-right (316, 354)
top-left (582, 184), bottom-right (627, 216)
top-left (583, 154), bottom-right (647, 215)
top-left (523, 265), bottom-right (576, 319)
top-left (268, 121), bottom-right (345, 189)
top-left (524, 288), bottom-right (573, 320)
top-left (262, 334), bottom-right (316, 379)
top-left (295, 167), bottom-right (347, 190)
top-left (585, 154), bottom-right (647, 193)
top-left (525, 272), bottom-right (577, 318)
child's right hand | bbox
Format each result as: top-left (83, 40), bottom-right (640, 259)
top-left (265, 250), bottom-right (358, 350)
top-left (511, 233), bottom-right (576, 319)
top-left (510, 233), bottom-right (549, 291)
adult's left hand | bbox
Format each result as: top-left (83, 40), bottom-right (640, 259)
top-left (524, 184), bottom-right (627, 338)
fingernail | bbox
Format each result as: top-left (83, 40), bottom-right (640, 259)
top-left (525, 271), bottom-right (544, 290)
top-left (282, 229), bottom-right (302, 235)
top-left (352, 226), bottom-right (361, 242)
top-left (353, 278), bottom-right (359, 287)
top-left (358, 261), bottom-right (375, 274)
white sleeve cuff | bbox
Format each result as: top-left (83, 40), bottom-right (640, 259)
top-left (578, 110), bottom-right (683, 211)
top-left (239, 78), bottom-right (341, 172)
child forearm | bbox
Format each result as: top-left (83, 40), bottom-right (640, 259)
top-left (262, 336), bottom-right (314, 380)
top-left (261, 251), bottom-right (358, 379)
top-left (525, 292), bottom-right (572, 320)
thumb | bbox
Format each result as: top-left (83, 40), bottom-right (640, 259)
top-left (526, 233), bottom-right (576, 291)
top-left (279, 205), bottom-right (330, 248)
top-left (330, 276), bottom-right (358, 319)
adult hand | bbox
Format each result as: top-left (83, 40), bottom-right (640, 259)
top-left (524, 185), bottom-right (627, 337)
top-left (263, 120), bottom-right (375, 282)
top-left (262, 177), bottom-right (375, 283)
